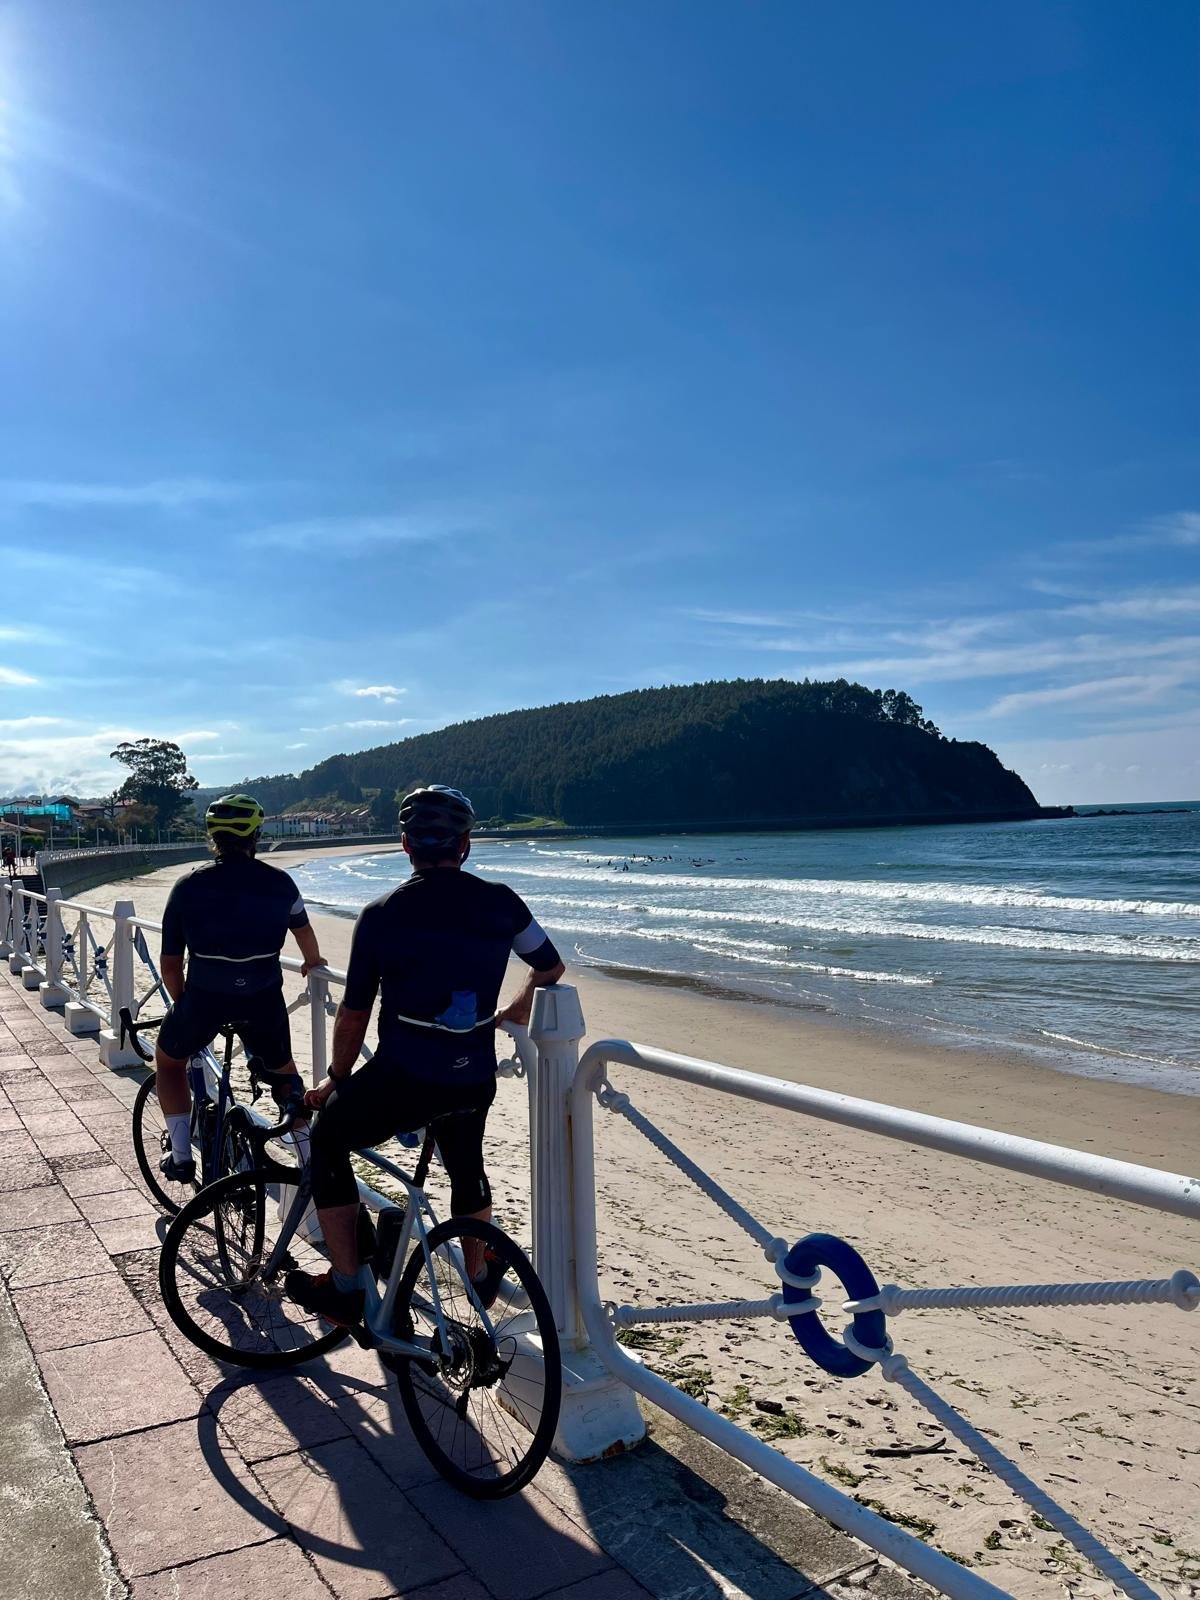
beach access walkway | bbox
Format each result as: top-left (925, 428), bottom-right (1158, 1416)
top-left (0, 961), bottom-right (925, 1600)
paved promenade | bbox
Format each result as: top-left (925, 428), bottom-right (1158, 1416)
top-left (0, 967), bottom-right (923, 1600)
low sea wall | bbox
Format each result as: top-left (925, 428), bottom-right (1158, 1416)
top-left (39, 845), bottom-right (209, 899)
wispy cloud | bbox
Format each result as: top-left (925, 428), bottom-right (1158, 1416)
top-left (0, 477), bottom-right (247, 510)
top-left (987, 673), bottom-right (1186, 718)
top-left (299, 719), bottom-right (413, 734)
top-left (334, 681), bottom-right (406, 705)
top-left (247, 511), bottom-right (481, 552)
top-left (0, 665), bottom-right (38, 686)
top-left (780, 635), bottom-right (1199, 684)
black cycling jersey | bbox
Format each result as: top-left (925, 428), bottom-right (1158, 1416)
top-left (161, 854), bottom-right (309, 996)
top-left (343, 868), bottom-right (560, 1085)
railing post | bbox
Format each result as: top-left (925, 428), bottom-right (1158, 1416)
top-left (98, 900), bottom-right (143, 1068)
top-left (21, 894), bottom-right (46, 988)
top-left (0, 877), bottom-right (11, 958)
top-left (308, 967), bottom-right (330, 1088)
top-left (65, 905), bottom-right (100, 1034)
top-left (39, 888), bottom-right (69, 1008)
top-left (529, 983), bottom-right (647, 1462)
top-left (8, 887), bottom-right (29, 974)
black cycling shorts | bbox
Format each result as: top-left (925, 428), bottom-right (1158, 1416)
top-left (309, 1053), bottom-right (496, 1215)
top-left (157, 984), bottom-right (294, 1074)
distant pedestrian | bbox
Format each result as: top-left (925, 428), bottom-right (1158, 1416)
top-left (2, 846), bottom-right (14, 878)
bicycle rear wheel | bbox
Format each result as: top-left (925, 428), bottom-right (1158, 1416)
top-left (132, 1073), bottom-right (199, 1214)
top-left (392, 1218), bottom-right (561, 1498)
top-left (159, 1169), bottom-right (348, 1370)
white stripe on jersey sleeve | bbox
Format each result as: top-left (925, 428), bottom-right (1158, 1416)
top-left (290, 895), bottom-right (306, 916)
top-left (512, 918), bottom-right (550, 956)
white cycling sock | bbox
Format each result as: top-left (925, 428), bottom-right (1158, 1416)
top-left (165, 1112), bottom-right (191, 1163)
top-left (289, 1123), bottom-right (311, 1165)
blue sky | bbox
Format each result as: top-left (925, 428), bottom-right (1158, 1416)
top-left (0, 1), bottom-right (1195, 805)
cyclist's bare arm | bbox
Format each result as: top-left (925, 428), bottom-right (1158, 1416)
top-left (292, 922), bottom-right (327, 976)
top-left (305, 1003), bottom-right (369, 1109)
top-left (496, 958), bottom-right (566, 1029)
top-left (161, 954), bottom-right (185, 1004)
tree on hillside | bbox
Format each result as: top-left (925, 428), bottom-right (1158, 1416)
top-left (109, 738), bottom-right (199, 833)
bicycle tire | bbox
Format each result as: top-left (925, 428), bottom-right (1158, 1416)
top-left (392, 1218), bottom-right (561, 1498)
top-left (132, 1073), bottom-right (199, 1214)
top-left (217, 1105), bottom-right (258, 1181)
top-left (159, 1169), bottom-right (349, 1371)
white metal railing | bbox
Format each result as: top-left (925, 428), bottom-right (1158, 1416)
top-left (5, 867), bottom-right (1197, 1600)
top-left (565, 1034), bottom-right (1198, 1600)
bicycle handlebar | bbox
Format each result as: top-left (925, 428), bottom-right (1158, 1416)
top-left (118, 1006), bottom-right (163, 1062)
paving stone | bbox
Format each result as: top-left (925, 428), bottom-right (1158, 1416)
top-left (36, 1129), bottom-right (103, 1159)
top-left (117, 1248), bottom-right (237, 1397)
top-left (539, 1571), bottom-right (657, 1600)
top-left (91, 1210), bottom-right (166, 1255)
top-left (0, 1106), bottom-right (21, 1132)
top-left (74, 1185), bottom-right (157, 1224)
top-left (0, 1220), bottom-right (117, 1288)
top-left (0, 1145), bottom-right (56, 1191)
top-left (56, 1078), bottom-right (117, 1100)
top-left (76, 1417), bottom-right (277, 1578)
top-left (130, 1537), bottom-right (332, 1600)
top-left (20, 1107), bottom-right (83, 1137)
top-left (0, 1128), bottom-right (38, 1155)
top-left (407, 1478), bottom-right (613, 1600)
top-left (539, 1416), bottom-right (857, 1600)
top-left (407, 1577), bottom-right (493, 1600)
top-left (3, 1076), bottom-right (60, 1104)
top-left (28, 1044), bottom-right (72, 1059)
top-left (0, 1183), bottom-right (81, 1231)
top-left (213, 1371), bottom-right (352, 1463)
top-left (59, 1160), bottom-right (131, 1197)
top-left (41, 1327), bottom-right (200, 1444)
top-left (256, 1437), bottom-right (462, 1599)
top-left (333, 1383), bottom-right (443, 1491)
top-left (50, 1148), bottom-right (116, 1174)
top-left (13, 1268), bottom-right (154, 1352)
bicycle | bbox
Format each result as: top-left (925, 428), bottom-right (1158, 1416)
top-left (125, 1007), bottom-right (298, 1214)
top-left (158, 1111), bottom-right (562, 1498)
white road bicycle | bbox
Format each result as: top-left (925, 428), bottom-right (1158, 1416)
top-left (158, 1112), bottom-right (562, 1498)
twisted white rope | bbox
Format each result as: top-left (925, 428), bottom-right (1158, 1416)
top-left (850, 1272), bottom-right (1200, 1316)
top-left (838, 1329), bottom-right (1160, 1600)
top-left (611, 1294), bottom-right (815, 1327)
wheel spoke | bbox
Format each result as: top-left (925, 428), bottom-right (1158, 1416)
top-left (392, 1218), bottom-right (561, 1497)
top-left (160, 1172), bottom-right (348, 1369)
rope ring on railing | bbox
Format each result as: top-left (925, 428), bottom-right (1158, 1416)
top-left (597, 1082), bottom-right (630, 1113)
top-left (781, 1232), bottom-right (889, 1379)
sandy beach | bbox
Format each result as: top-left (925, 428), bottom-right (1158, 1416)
top-left (90, 845), bottom-right (1200, 1598)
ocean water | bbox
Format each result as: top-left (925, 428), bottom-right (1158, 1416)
top-left (288, 807), bottom-right (1200, 1095)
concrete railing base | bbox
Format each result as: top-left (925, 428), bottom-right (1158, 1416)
top-left (64, 1003), bottom-right (101, 1036)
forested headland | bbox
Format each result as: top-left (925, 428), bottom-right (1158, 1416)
top-left (198, 679), bottom-right (1043, 831)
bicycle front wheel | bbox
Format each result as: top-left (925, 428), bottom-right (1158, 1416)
top-left (392, 1218), bottom-right (562, 1498)
top-left (132, 1073), bottom-right (199, 1214)
top-left (159, 1169), bottom-right (348, 1370)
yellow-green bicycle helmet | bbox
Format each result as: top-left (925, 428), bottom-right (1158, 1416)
top-left (205, 793), bottom-right (265, 838)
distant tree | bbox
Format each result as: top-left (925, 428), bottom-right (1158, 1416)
top-left (109, 738), bottom-right (199, 832)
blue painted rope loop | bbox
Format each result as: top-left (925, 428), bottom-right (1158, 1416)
top-left (782, 1232), bottom-right (889, 1379)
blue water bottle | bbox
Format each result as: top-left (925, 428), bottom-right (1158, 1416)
top-left (435, 991), bottom-right (477, 1030)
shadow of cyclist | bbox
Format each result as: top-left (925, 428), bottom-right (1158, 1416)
top-left (197, 1363), bottom-right (829, 1600)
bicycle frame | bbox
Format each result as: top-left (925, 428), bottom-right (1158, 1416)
top-left (256, 1141), bottom-right (497, 1365)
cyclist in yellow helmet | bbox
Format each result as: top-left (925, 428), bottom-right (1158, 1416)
top-left (154, 794), bottom-right (327, 1183)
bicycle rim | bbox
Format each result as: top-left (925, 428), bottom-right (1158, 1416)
top-left (159, 1169), bottom-right (348, 1370)
top-left (132, 1073), bottom-right (198, 1214)
top-left (393, 1218), bottom-right (562, 1498)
